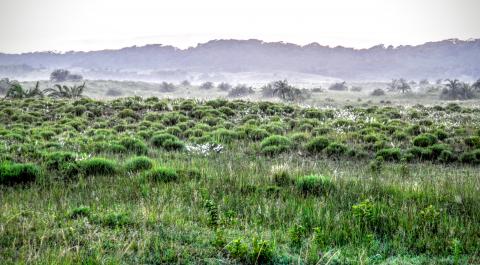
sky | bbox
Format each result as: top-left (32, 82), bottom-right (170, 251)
top-left (0, 0), bottom-right (479, 53)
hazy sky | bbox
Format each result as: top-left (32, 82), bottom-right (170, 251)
top-left (1, 0), bottom-right (479, 53)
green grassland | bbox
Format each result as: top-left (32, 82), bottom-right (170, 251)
top-left (1, 96), bottom-right (479, 264)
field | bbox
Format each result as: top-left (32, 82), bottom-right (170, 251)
top-left (1, 93), bottom-right (480, 264)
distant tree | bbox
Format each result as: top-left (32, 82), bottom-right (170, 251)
top-left (50, 69), bottom-right (70, 82)
top-left (419, 79), bottom-right (430, 86)
top-left (0, 78), bottom-right (13, 94)
top-left (472, 79), bottom-right (480, 91)
top-left (217, 82), bottom-right (232, 91)
top-left (440, 79), bottom-right (475, 100)
top-left (227, 84), bottom-right (254, 98)
top-left (199, 81), bottom-right (214, 90)
top-left (371, 88), bottom-right (385, 96)
top-left (435, 79), bottom-right (443, 85)
top-left (180, 80), bottom-right (191, 86)
top-left (45, 82), bottom-right (86, 99)
top-left (159, 81), bottom-right (176, 92)
top-left (50, 69), bottom-right (83, 82)
top-left (271, 80), bottom-right (308, 102)
top-left (328, 81), bottom-right (348, 91)
top-left (388, 78), bottom-right (411, 93)
top-left (260, 83), bottom-right (275, 97)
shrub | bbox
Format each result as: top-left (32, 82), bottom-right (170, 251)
top-left (44, 151), bottom-right (77, 171)
top-left (69, 206), bottom-right (91, 219)
top-left (325, 142), bottom-right (348, 157)
top-left (371, 88), bottom-right (386, 96)
top-left (464, 136), bottom-right (480, 148)
top-left (260, 135), bottom-right (291, 155)
top-left (376, 148), bottom-right (402, 161)
top-left (459, 149), bottom-right (480, 164)
top-left (124, 156), bottom-right (153, 172)
top-left (79, 158), bottom-right (117, 176)
top-left (211, 128), bottom-right (238, 143)
top-left (119, 137), bottom-right (148, 155)
top-left (296, 175), bottom-right (334, 196)
top-left (270, 164), bottom-right (292, 186)
top-left (305, 136), bottom-right (330, 153)
top-left (413, 133), bottom-right (437, 147)
top-left (144, 167), bottom-right (178, 182)
top-left (328, 82), bottom-right (348, 91)
top-left (0, 162), bottom-right (41, 185)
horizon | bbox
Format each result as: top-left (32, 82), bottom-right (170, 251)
top-left (1, 0), bottom-right (480, 53)
top-left (1, 37), bottom-right (479, 55)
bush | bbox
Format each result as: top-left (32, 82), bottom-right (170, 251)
top-left (144, 167), bottom-right (178, 182)
top-left (328, 82), bottom-right (348, 91)
top-left (459, 149), bottom-right (480, 164)
top-left (296, 175), bottom-right (334, 196)
top-left (371, 88), bottom-right (386, 96)
top-left (44, 151), bottom-right (77, 171)
top-left (376, 148), bottom-right (402, 161)
top-left (305, 136), bottom-right (330, 153)
top-left (325, 142), bottom-right (348, 157)
top-left (124, 156), bottom-right (154, 172)
top-left (464, 136), bottom-right (480, 148)
top-left (80, 158), bottom-right (117, 176)
top-left (151, 133), bottom-right (185, 151)
top-left (260, 135), bottom-right (291, 155)
top-left (413, 133), bottom-right (437, 147)
top-left (0, 162), bottom-right (41, 185)
top-left (120, 137), bottom-right (148, 155)
top-left (69, 206), bottom-right (91, 219)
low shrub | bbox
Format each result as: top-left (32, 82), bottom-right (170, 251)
top-left (120, 137), bottom-right (148, 155)
top-left (325, 142), bottom-right (348, 157)
top-left (151, 133), bottom-right (185, 151)
top-left (413, 133), bottom-right (437, 147)
top-left (124, 156), bottom-right (153, 172)
top-left (0, 162), bottom-right (41, 185)
top-left (79, 158), bottom-right (117, 176)
top-left (376, 148), bottom-right (402, 161)
top-left (260, 135), bottom-right (291, 155)
top-left (305, 136), bottom-right (330, 153)
top-left (144, 167), bottom-right (178, 182)
top-left (68, 206), bottom-right (91, 219)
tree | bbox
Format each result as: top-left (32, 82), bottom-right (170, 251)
top-left (180, 80), bottom-right (191, 86)
top-left (50, 69), bottom-right (83, 82)
top-left (4, 82), bottom-right (44, 99)
top-left (44, 82), bottom-right (86, 99)
top-left (440, 79), bottom-right (475, 100)
top-left (328, 81), bottom-right (348, 91)
top-left (50, 69), bottom-right (70, 82)
top-left (472, 79), bottom-right (480, 91)
top-left (387, 78), bottom-right (411, 93)
top-left (217, 82), bottom-right (232, 91)
top-left (271, 80), bottom-right (307, 102)
top-left (199, 81), bottom-right (214, 90)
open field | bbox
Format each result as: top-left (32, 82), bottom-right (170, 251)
top-left (1, 96), bottom-right (479, 264)
top-left (16, 79), bottom-right (480, 108)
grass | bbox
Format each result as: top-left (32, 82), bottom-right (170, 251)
top-left (0, 97), bottom-right (479, 264)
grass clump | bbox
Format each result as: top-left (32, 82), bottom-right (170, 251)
top-left (119, 137), bottom-right (148, 155)
top-left (260, 135), bottom-right (291, 155)
top-left (151, 133), bottom-right (185, 151)
top-left (0, 162), bottom-right (41, 185)
top-left (68, 206), bottom-right (91, 219)
top-left (124, 156), bottom-right (153, 172)
top-left (79, 158), bottom-right (117, 176)
top-left (143, 167), bottom-right (178, 182)
top-left (413, 133), bottom-right (437, 147)
top-left (296, 175), bottom-right (334, 196)
top-left (305, 136), bottom-right (330, 153)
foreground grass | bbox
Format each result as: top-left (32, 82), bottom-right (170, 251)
top-left (0, 97), bottom-right (479, 264)
top-left (1, 150), bottom-right (479, 264)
